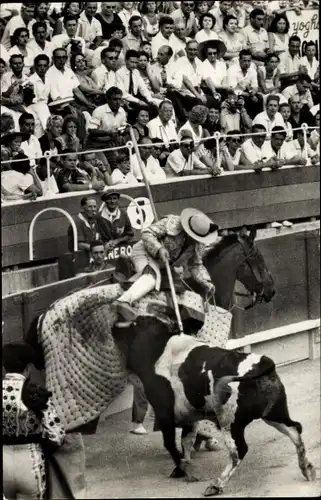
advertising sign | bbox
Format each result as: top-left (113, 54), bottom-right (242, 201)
top-left (287, 8), bottom-right (319, 57)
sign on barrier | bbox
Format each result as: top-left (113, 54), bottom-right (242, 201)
top-left (106, 244), bottom-right (133, 261)
top-left (287, 8), bottom-right (319, 57)
top-left (127, 197), bottom-right (154, 230)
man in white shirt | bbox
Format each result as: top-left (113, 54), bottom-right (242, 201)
top-left (253, 95), bottom-right (286, 136)
top-left (240, 124), bottom-right (271, 169)
top-left (1, 3), bottom-right (35, 50)
top-left (287, 128), bottom-right (319, 165)
top-left (262, 126), bottom-right (305, 168)
top-left (209, 0), bottom-right (233, 34)
top-left (122, 16), bottom-right (147, 55)
top-left (164, 130), bottom-right (212, 177)
top-left (149, 45), bottom-right (181, 93)
top-left (151, 16), bottom-right (175, 61)
top-left (27, 54), bottom-right (51, 138)
top-left (147, 100), bottom-right (179, 148)
top-left (19, 112), bottom-right (42, 166)
top-left (241, 8), bottom-right (269, 65)
top-left (51, 15), bottom-right (86, 61)
top-left (131, 137), bottom-right (167, 184)
top-left (282, 74), bottom-right (314, 110)
top-left (27, 21), bottom-right (53, 62)
top-left (91, 47), bottom-right (118, 91)
top-left (171, 1), bottom-right (198, 38)
top-left (115, 49), bottom-right (159, 122)
top-left (226, 49), bottom-right (264, 119)
top-left (78, 2), bottom-right (102, 52)
top-left (170, 22), bottom-right (191, 62)
top-left (280, 35), bottom-right (307, 88)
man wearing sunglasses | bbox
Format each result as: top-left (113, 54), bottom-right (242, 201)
top-left (91, 46), bottom-right (118, 91)
top-left (221, 130), bottom-right (243, 171)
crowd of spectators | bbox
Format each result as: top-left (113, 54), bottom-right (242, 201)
top-left (0, 0), bottom-right (319, 203)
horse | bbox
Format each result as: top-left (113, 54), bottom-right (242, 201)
top-left (25, 227), bottom-right (275, 436)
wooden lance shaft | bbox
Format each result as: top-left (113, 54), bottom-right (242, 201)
top-left (128, 126), bottom-right (185, 335)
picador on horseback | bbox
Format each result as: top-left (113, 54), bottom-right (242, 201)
top-left (113, 207), bottom-right (219, 327)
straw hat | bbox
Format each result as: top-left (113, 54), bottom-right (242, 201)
top-left (180, 208), bottom-right (219, 245)
top-left (197, 39), bottom-right (227, 62)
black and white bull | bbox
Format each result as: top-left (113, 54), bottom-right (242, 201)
top-left (121, 317), bottom-right (316, 496)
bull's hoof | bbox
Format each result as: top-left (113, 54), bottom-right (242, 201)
top-left (203, 483), bottom-right (223, 496)
top-left (303, 462), bottom-right (316, 481)
top-left (170, 467), bottom-right (186, 478)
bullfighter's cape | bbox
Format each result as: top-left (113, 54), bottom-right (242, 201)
top-left (38, 285), bottom-right (231, 431)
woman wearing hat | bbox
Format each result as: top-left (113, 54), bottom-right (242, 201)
top-left (113, 208), bottom-right (218, 325)
top-left (198, 40), bottom-right (230, 99)
top-left (2, 341), bottom-right (65, 500)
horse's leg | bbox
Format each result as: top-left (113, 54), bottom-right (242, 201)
top-left (180, 425), bottom-right (199, 482)
top-left (204, 424), bottom-right (248, 496)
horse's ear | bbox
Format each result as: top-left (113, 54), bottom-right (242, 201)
top-left (239, 226), bottom-right (248, 238)
top-left (249, 226), bottom-right (257, 241)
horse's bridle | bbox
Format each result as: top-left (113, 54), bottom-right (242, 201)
top-left (234, 238), bottom-right (265, 310)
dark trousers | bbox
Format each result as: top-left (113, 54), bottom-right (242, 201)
top-left (243, 93), bottom-right (264, 120)
top-left (128, 373), bottom-right (148, 424)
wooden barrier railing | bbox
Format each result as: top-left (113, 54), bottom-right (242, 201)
top-left (1, 166), bottom-right (319, 268)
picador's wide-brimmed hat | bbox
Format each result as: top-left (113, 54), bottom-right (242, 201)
top-left (180, 208), bottom-right (219, 245)
top-left (198, 39), bottom-right (227, 61)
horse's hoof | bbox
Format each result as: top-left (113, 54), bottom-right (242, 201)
top-left (304, 463), bottom-right (316, 481)
top-left (205, 438), bottom-right (220, 452)
top-left (203, 483), bottom-right (223, 496)
top-left (170, 467), bottom-right (186, 479)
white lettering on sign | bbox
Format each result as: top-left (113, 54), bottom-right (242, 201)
top-left (127, 197), bottom-right (154, 230)
top-left (106, 245), bottom-right (133, 261)
top-left (287, 9), bottom-right (319, 56)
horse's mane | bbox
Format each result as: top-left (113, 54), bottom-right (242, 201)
top-left (205, 234), bottom-right (239, 262)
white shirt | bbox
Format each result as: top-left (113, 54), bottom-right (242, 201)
top-left (241, 138), bottom-right (267, 164)
top-left (28, 72), bottom-right (50, 103)
top-left (26, 39), bottom-right (53, 61)
top-left (51, 34), bottom-right (86, 59)
top-left (199, 59), bottom-right (227, 88)
top-left (287, 138), bottom-right (317, 162)
top-left (115, 66), bottom-right (153, 104)
top-left (195, 30), bottom-right (219, 44)
top-left (131, 153), bottom-right (167, 184)
top-left (253, 111), bottom-right (286, 135)
top-left (1, 70), bottom-right (30, 93)
top-left (282, 84), bottom-right (314, 109)
top-left (149, 61), bottom-right (181, 90)
top-left (110, 169), bottom-right (140, 186)
top-left (261, 140), bottom-right (295, 161)
top-left (46, 65), bottom-right (80, 101)
top-left (241, 25), bottom-right (269, 53)
top-left (151, 31), bottom-right (175, 60)
top-left (0, 44), bottom-right (9, 63)
top-left (279, 52), bottom-right (301, 75)
top-left (1, 170), bottom-right (34, 195)
top-left (91, 65), bottom-right (116, 91)
top-left (1, 15), bottom-right (34, 51)
top-left (226, 61), bottom-right (258, 92)
top-left (173, 56), bottom-right (203, 95)
top-left (39, 175), bottom-right (59, 195)
top-left (88, 103), bottom-right (127, 132)
top-left (21, 134), bottom-right (42, 166)
top-left (300, 56), bottom-right (319, 80)
top-left (78, 11), bottom-right (102, 44)
top-left (164, 148), bottom-right (206, 177)
top-left (169, 34), bottom-right (190, 62)
top-left (147, 116), bottom-right (178, 147)
top-left (223, 145), bottom-right (241, 168)
top-left (8, 46), bottom-right (34, 76)
top-left (118, 8), bottom-right (141, 33)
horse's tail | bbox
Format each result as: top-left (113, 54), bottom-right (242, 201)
top-left (25, 314), bottom-right (45, 370)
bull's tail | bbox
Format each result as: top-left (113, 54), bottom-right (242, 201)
top-left (215, 355), bottom-right (276, 405)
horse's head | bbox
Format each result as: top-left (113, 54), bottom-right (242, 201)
top-left (235, 226), bottom-right (275, 307)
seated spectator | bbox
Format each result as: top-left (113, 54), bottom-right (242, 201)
top-left (282, 74), bottom-right (314, 110)
top-left (118, 2), bottom-right (141, 34)
top-left (115, 49), bottom-right (159, 123)
top-left (198, 39), bottom-right (228, 98)
top-left (147, 99), bottom-right (179, 149)
top-left (164, 129), bottom-right (213, 177)
top-left (83, 240), bottom-right (114, 273)
top-left (151, 15), bottom-right (174, 60)
top-left (70, 52), bottom-right (105, 110)
top-left (77, 2), bottom-right (103, 60)
top-left (140, 2), bottom-right (160, 40)
top-left (1, 151), bottom-right (43, 200)
top-left (230, 0), bottom-right (247, 29)
top-left (258, 53), bottom-right (282, 97)
top-left (36, 157), bottom-right (60, 195)
top-left (51, 15), bottom-right (86, 60)
top-left (218, 15), bottom-right (246, 67)
top-left (267, 14), bottom-right (290, 70)
top-left (209, 0), bottom-right (234, 34)
top-left (56, 150), bottom-right (105, 193)
top-left (39, 115), bottom-right (63, 157)
top-left (171, 1), bottom-right (198, 38)
top-left (309, 111), bottom-right (320, 151)
top-left (131, 136), bottom-right (167, 184)
top-left (220, 90), bottom-right (252, 133)
top-left (203, 105), bottom-right (221, 135)
top-left (195, 13), bottom-right (219, 43)
top-left (288, 128), bottom-right (319, 165)
top-left (1, 3), bottom-right (35, 51)
top-left (137, 51), bottom-right (154, 94)
top-left (109, 153), bottom-right (140, 185)
top-left (241, 8), bottom-right (268, 65)
top-left (27, 21), bottom-right (53, 61)
top-left (148, 45), bottom-right (180, 96)
top-left (91, 46), bottom-right (118, 92)
top-left (195, 0), bottom-right (210, 22)
top-left (68, 196), bottom-right (101, 255)
top-left (8, 27), bottom-right (34, 76)
top-left (53, 2), bottom-right (84, 36)
top-left (262, 126), bottom-right (306, 169)
top-left (140, 40), bottom-right (153, 59)
top-left (221, 130), bottom-right (243, 170)
top-left (132, 106), bottom-right (150, 142)
top-left (253, 95), bottom-right (285, 136)
top-left (28, 54), bottom-right (51, 139)
top-left (178, 104), bottom-right (215, 169)
top-left (87, 86), bottom-right (128, 161)
top-left (1, 129), bottom-right (26, 168)
top-left (19, 112), bottom-right (42, 166)
top-left (279, 102), bottom-right (293, 141)
top-left (122, 15), bottom-right (147, 54)
top-left (97, 191), bottom-right (134, 251)
top-left (288, 94), bottom-right (314, 136)
top-left (170, 21), bottom-right (190, 62)
top-left (301, 41), bottom-right (319, 86)
top-left (279, 35), bottom-right (307, 88)
top-left (56, 114), bottom-right (81, 152)
top-left (80, 150), bottom-right (111, 185)
top-left (95, 2), bottom-right (125, 41)
top-left (31, 2), bottom-right (54, 39)
top-left (240, 124), bottom-right (270, 170)
top-left (1, 112), bottom-right (15, 138)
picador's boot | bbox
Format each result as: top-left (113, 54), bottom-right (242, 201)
top-left (114, 274), bottom-right (156, 327)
